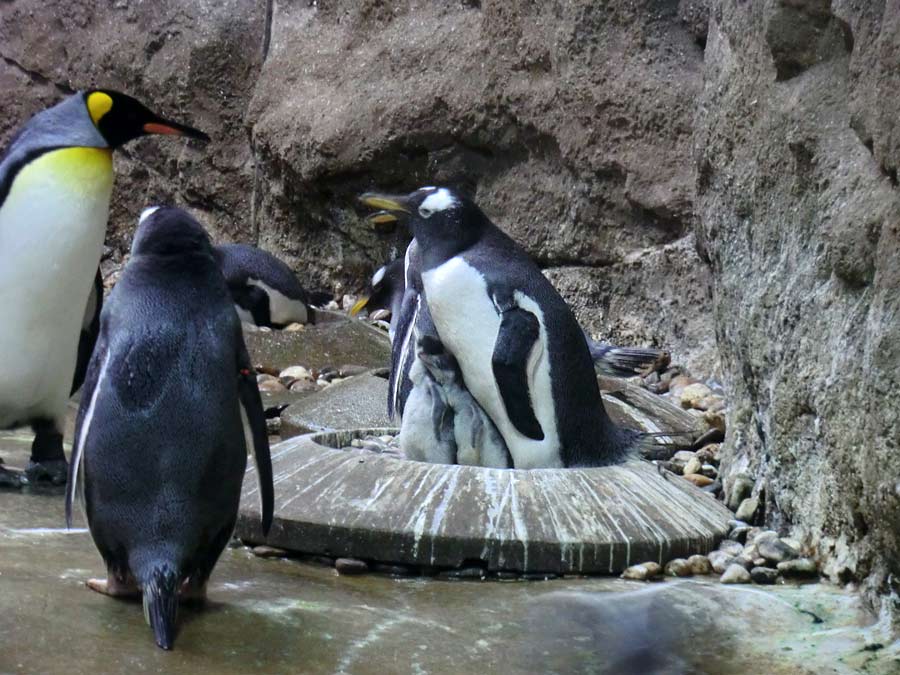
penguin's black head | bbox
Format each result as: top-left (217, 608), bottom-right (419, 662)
top-left (349, 258), bottom-right (405, 317)
top-left (83, 89), bottom-right (210, 149)
top-left (131, 206), bottom-right (214, 258)
top-left (359, 187), bottom-right (486, 258)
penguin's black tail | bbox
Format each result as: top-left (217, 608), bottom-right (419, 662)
top-left (591, 344), bottom-right (671, 378)
top-left (142, 564), bottom-right (180, 650)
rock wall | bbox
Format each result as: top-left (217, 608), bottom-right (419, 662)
top-left (695, 0), bottom-right (900, 625)
top-left (0, 0), bottom-right (714, 372)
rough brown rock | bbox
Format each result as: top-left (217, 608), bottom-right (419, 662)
top-left (0, 0), bottom-right (714, 370)
top-left (695, 1), bottom-right (900, 624)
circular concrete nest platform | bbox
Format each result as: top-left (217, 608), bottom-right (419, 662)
top-left (237, 429), bottom-right (733, 574)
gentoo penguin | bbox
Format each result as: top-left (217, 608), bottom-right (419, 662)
top-left (348, 257), bottom-right (405, 338)
top-left (360, 187), bottom-right (639, 469)
top-left (65, 206), bottom-right (273, 651)
top-left (71, 268), bottom-right (104, 395)
top-left (416, 336), bottom-right (512, 469)
top-left (214, 243), bottom-right (311, 327)
top-left (0, 89), bottom-right (207, 485)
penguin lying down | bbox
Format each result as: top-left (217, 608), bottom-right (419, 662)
top-left (361, 187), bottom-right (674, 469)
top-left (215, 243), bottom-right (317, 328)
top-left (66, 206), bottom-right (274, 650)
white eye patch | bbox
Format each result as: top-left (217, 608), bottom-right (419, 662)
top-left (371, 265), bottom-right (386, 287)
top-left (418, 188), bottom-right (457, 218)
top-left (138, 206), bottom-right (160, 224)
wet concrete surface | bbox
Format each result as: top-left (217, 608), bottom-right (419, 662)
top-left (2, 433), bottom-right (898, 674)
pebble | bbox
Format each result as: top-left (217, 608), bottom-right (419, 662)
top-left (696, 445), bottom-right (720, 464)
top-left (718, 540), bottom-right (744, 557)
top-left (316, 378), bottom-right (330, 387)
top-left (757, 538), bottom-right (798, 564)
top-left (339, 365), bottom-right (369, 378)
top-left (735, 496), bottom-right (760, 522)
top-left (335, 558), bottom-right (370, 575)
top-left (257, 376), bottom-right (287, 393)
top-left (668, 375), bottom-right (698, 398)
top-left (687, 554), bottom-right (712, 575)
top-left (683, 456), bottom-right (702, 476)
top-left (683, 473), bottom-right (714, 488)
top-left (777, 558), bottom-right (818, 577)
top-left (729, 525), bottom-right (751, 544)
top-left (727, 474), bottom-right (755, 511)
top-left (251, 545), bottom-right (289, 559)
top-left (290, 379), bottom-right (318, 393)
top-left (700, 464), bottom-right (718, 478)
top-left (708, 550), bottom-right (734, 574)
top-left (680, 383), bottom-right (713, 409)
top-left (284, 322), bottom-right (305, 332)
top-left (720, 563), bottom-right (751, 584)
top-left (750, 566), bottom-right (778, 584)
top-left (664, 558), bottom-right (692, 577)
top-left (280, 365), bottom-right (312, 381)
top-left (621, 562), bottom-right (662, 581)
top-left (703, 409), bottom-right (726, 433)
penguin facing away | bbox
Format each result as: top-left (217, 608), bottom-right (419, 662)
top-left (0, 89), bottom-right (207, 485)
top-left (214, 243), bottom-right (311, 327)
top-left (65, 206), bottom-right (273, 651)
top-left (361, 187), bottom-right (639, 469)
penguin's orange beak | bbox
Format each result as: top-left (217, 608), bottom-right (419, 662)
top-left (142, 117), bottom-right (210, 141)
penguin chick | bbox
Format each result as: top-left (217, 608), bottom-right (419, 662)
top-left (65, 206), bottom-right (273, 651)
top-left (416, 336), bottom-right (511, 469)
top-left (399, 337), bottom-right (457, 465)
top-left (0, 89), bottom-right (207, 485)
top-left (360, 187), bottom-right (639, 469)
top-left (214, 243), bottom-right (311, 327)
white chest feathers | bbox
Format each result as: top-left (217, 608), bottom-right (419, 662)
top-left (0, 147), bottom-right (113, 425)
top-left (422, 257), bottom-right (562, 469)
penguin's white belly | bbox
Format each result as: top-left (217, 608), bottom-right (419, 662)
top-left (423, 257), bottom-right (562, 469)
top-left (248, 278), bottom-right (308, 325)
top-left (0, 147), bottom-right (113, 426)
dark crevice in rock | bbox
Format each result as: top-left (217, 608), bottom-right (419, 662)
top-left (0, 54), bottom-right (74, 95)
top-left (262, 0), bottom-right (274, 61)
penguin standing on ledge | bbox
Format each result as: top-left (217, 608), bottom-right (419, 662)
top-left (361, 188), bottom-right (639, 469)
top-left (0, 89), bottom-right (208, 485)
top-left (66, 206), bottom-right (273, 651)
top-left (348, 257), bottom-right (405, 338)
top-left (214, 243), bottom-right (312, 327)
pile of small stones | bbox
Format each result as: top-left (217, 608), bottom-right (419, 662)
top-left (344, 433), bottom-right (403, 459)
top-left (621, 363), bottom-right (822, 586)
top-left (255, 363), bottom-right (368, 395)
top-left (621, 522), bottom-right (818, 585)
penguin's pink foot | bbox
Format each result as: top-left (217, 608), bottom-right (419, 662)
top-left (180, 576), bottom-right (208, 604)
top-left (86, 575), bottom-right (140, 598)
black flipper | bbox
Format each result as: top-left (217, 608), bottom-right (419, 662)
top-left (71, 268), bottom-right (103, 395)
top-left (237, 344), bottom-right (274, 536)
top-left (492, 307), bottom-right (544, 441)
top-left (66, 333), bottom-right (108, 528)
top-left (388, 288), bottom-right (419, 420)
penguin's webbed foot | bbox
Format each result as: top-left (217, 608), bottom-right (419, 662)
top-left (180, 576), bottom-right (208, 605)
top-left (0, 463), bottom-right (25, 489)
top-left (86, 576), bottom-right (140, 598)
top-left (24, 458), bottom-right (68, 486)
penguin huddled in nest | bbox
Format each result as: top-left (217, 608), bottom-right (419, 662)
top-left (0, 90), bottom-right (207, 486)
top-left (66, 206), bottom-right (273, 651)
top-left (361, 187), bottom-right (647, 468)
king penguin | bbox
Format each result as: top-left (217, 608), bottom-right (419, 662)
top-left (0, 89), bottom-right (208, 485)
top-left (361, 187), bottom-right (639, 469)
top-left (65, 206), bottom-right (274, 651)
top-left (214, 243), bottom-right (311, 327)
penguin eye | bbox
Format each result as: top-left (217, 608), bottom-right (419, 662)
top-left (418, 206), bottom-right (434, 219)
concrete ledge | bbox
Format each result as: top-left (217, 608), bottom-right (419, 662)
top-left (237, 429), bottom-right (733, 574)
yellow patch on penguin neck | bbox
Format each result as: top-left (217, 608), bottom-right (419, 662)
top-left (86, 92), bottom-right (113, 126)
top-left (11, 147), bottom-right (113, 198)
